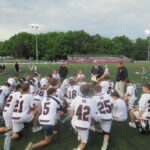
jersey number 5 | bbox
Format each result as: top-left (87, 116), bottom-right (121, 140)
top-left (43, 102), bottom-right (51, 115)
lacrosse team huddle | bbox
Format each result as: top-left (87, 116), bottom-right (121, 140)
top-left (0, 62), bottom-right (150, 150)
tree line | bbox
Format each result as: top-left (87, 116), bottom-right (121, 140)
top-left (0, 30), bottom-right (148, 60)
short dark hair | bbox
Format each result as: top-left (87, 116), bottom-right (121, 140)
top-left (104, 75), bottom-right (110, 80)
top-left (47, 74), bottom-right (52, 78)
top-left (119, 62), bottom-right (123, 65)
top-left (111, 91), bottom-right (120, 98)
top-left (47, 88), bottom-right (56, 96)
top-left (50, 78), bottom-right (57, 86)
top-left (5, 82), bottom-right (11, 87)
top-left (24, 74), bottom-right (30, 78)
top-left (73, 74), bottom-right (77, 77)
top-left (13, 74), bottom-right (19, 77)
top-left (93, 84), bottom-right (102, 93)
top-left (80, 85), bottom-right (90, 96)
top-left (34, 73), bottom-right (40, 77)
top-left (15, 84), bottom-right (22, 91)
top-left (125, 79), bottom-right (131, 83)
top-left (142, 83), bottom-right (150, 91)
top-left (70, 79), bottom-right (76, 86)
top-left (22, 83), bottom-right (30, 92)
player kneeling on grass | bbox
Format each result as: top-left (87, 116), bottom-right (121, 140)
top-left (111, 91), bottom-right (128, 122)
top-left (99, 76), bottom-right (114, 95)
top-left (129, 83), bottom-right (150, 129)
top-left (25, 88), bottom-right (63, 150)
top-left (33, 83), bottom-right (48, 107)
top-left (11, 83), bottom-right (41, 139)
top-left (68, 85), bottom-right (94, 150)
top-left (0, 84), bottom-right (22, 133)
top-left (49, 78), bottom-right (64, 101)
top-left (124, 79), bottom-right (137, 110)
top-left (93, 84), bottom-right (113, 150)
top-left (0, 82), bottom-right (11, 111)
top-left (66, 79), bottom-right (80, 105)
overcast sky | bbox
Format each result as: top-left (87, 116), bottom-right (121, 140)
top-left (0, 0), bottom-right (150, 41)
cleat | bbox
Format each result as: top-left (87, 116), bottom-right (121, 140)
top-left (129, 122), bottom-right (136, 128)
top-left (90, 126), bottom-right (96, 132)
top-left (101, 144), bottom-right (108, 150)
top-left (32, 126), bottom-right (42, 133)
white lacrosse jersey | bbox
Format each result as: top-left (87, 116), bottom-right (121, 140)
top-left (126, 84), bottom-right (137, 101)
top-left (40, 78), bottom-right (49, 87)
top-left (67, 85), bottom-right (80, 100)
top-left (93, 93), bottom-right (114, 120)
top-left (30, 85), bottom-right (35, 95)
top-left (56, 88), bottom-right (64, 101)
top-left (78, 81), bottom-right (87, 87)
top-left (61, 78), bottom-right (70, 87)
top-left (77, 74), bottom-right (85, 80)
top-left (3, 91), bottom-right (21, 114)
top-left (39, 96), bottom-right (60, 125)
top-left (70, 96), bottom-right (94, 129)
top-left (139, 93), bottom-right (150, 119)
top-left (12, 94), bottom-right (34, 118)
top-left (112, 98), bottom-right (127, 120)
top-left (100, 81), bottom-right (114, 95)
top-left (7, 78), bottom-right (16, 86)
top-left (52, 73), bottom-right (60, 80)
top-left (0, 86), bottom-right (10, 105)
top-left (34, 89), bottom-right (47, 105)
top-left (34, 66), bottom-right (37, 71)
top-left (104, 67), bottom-right (109, 75)
top-left (33, 77), bottom-right (40, 93)
top-left (60, 78), bottom-right (71, 94)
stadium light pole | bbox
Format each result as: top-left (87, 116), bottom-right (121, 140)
top-left (29, 24), bottom-right (42, 61)
top-left (145, 29), bottom-right (150, 61)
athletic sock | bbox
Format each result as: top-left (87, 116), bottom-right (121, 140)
top-left (103, 139), bottom-right (108, 147)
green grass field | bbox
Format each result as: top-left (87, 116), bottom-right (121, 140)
top-left (0, 63), bottom-right (150, 150)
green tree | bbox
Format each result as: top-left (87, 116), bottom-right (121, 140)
top-left (133, 38), bottom-right (147, 60)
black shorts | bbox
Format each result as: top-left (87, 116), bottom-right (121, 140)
top-left (42, 124), bottom-right (54, 136)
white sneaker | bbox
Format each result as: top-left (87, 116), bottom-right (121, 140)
top-left (90, 126), bottom-right (96, 132)
top-left (129, 122), bottom-right (136, 128)
top-left (77, 134), bottom-right (81, 141)
top-left (32, 126), bottom-right (42, 133)
top-left (101, 144), bottom-right (108, 150)
top-left (25, 142), bottom-right (33, 150)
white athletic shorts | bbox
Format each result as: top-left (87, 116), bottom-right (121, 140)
top-left (33, 99), bottom-right (41, 106)
top-left (3, 112), bottom-right (12, 127)
top-left (133, 110), bottom-right (150, 120)
top-left (94, 116), bottom-right (112, 133)
top-left (133, 110), bottom-right (139, 119)
top-left (128, 99), bottom-right (136, 110)
top-left (100, 120), bottom-right (112, 133)
top-left (72, 123), bottom-right (89, 143)
top-left (12, 113), bottom-right (34, 133)
top-left (113, 116), bottom-right (127, 122)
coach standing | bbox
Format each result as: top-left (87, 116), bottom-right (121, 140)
top-left (115, 62), bottom-right (128, 97)
top-left (59, 62), bottom-right (68, 81)
top-left (91, 63), bottom-right (104, 79)
top-left (15, 62), bottom-right (19, 72)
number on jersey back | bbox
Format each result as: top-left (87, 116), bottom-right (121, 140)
top-left (93, 93), bottom-right (113, 120)
top-left (67, 86), bottom-right (80, 100)
top-left (70, 96), bottom-right (94, 129)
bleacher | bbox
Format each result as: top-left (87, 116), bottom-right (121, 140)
top-left (68, 55), bottom-right (130, 64)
